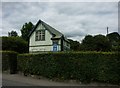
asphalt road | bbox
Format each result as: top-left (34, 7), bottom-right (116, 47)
top-left (2, 79), bottom-right (34, 86)
top-left (2, 73), bottom-right (81, 86)
top-left (2, 73), bottom-right (119, 88)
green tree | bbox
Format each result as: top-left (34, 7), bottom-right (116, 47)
top-left (81, 35), bottom-right (95, 51)
top-left (81, 34), bottom-right (111, 51)
top-left (68, 39), bottom-right (80, 51)
top-left (93, 35), bottom-right (111, 51)
top-left (107, 32), bottom-right (120, 51)
top-left (8, 30), bottom-right (18, 37)
top-left (21, 22), bottom-right (34, 41)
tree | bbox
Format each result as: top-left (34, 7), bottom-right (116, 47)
top-left (8, 30), bottom-right (18, 37)
top-left (81, 35), bottom-right (95, 51)
top-left (107, 32), bottom-right (120, 51)
top-left (107, 32), bottom-right (120, 41)
top-left (93, 35), bottom-right (111, 51)
top-left (68, 39), bottom-right (80, 51)
top-left (21, 22), bottom-right (34, 41)
top-left (81, 34), bottom-right (111, 51)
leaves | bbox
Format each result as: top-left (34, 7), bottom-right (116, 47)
top-left (2, 36), bottom-right (28, 53)
top-left (17, 52), bottom-right (120, 84)
top-left (21, 22), bottom-right (34, 41)
top-left (8, 30), bottom-right (18, 37)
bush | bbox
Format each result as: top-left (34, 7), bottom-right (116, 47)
top-left (17, 52), bottom-right (120, 84)
top-left (1, 36), bottom-right (28, 53)
top-left (2, 51), bottom-right (18, 74)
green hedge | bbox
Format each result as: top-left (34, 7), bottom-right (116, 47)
top-left (2, 51), bottom-right (18, 74)
top-left (1, 37), bottom-right (28, 53)
top-left (17, 52), bottom-right (120, 84)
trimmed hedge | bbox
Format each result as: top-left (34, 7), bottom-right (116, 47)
top-left (2, 36), bottom-right (28, 53)
top-left (17, 52), bottom-right (120, 84)
top-left (2, 51), bottom-right (18, 74)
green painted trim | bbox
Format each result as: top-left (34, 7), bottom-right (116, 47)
top-left (30, 44), bottom-right (61, 47)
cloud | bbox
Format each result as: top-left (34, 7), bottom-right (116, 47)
top-left (1, 2), bottom-right (118, 42)
top-left (1, 0), bottom-right (119, 2)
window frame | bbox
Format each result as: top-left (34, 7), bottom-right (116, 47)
top-left (35, 30), bottom-right (45, 41)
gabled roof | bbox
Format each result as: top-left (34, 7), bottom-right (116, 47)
top-left (29, 20), bottom-right (62, 38)
top-left (42, 21), bottom-right (63, 37)
top-left (29, 20), bottom-right (69, 42)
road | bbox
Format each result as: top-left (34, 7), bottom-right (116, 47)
top-left (2, 79), bottom-right (34, 86)
top-left (2, 73), bottom-right (119, 88)
top-left (2, 73), bottom-right (81, 86)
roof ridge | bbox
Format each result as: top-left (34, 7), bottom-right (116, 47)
top-left (29, 19), bottom-right (64, 39)
top-left (41, 20), bottom-right (63, 37)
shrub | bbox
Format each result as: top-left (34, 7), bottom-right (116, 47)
top-left (2, 51), bottom-right (18, 74)
top-left (17, 52), bottom-right (120, 84)
top-left (1, 36), bottom-right (28, 53)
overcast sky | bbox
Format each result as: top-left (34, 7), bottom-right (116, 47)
top-left (1, 2), bottom-right (118, 42)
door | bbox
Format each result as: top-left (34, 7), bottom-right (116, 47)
top-left (53, 40), bottom-right (58, 51)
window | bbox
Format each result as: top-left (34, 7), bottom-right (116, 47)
top-left (53, 40), bottom-right (58, 44)
top-left (35, 30), bottom-right (45, 41)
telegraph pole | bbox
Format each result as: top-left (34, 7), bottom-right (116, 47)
top-left (107, 27), bottom-right (109, 35)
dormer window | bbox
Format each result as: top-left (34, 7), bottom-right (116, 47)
top-left (35, 30), bottom-right (45, 41)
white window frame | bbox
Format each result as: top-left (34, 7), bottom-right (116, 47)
top-left (35, 30), bottom-right (45, 41)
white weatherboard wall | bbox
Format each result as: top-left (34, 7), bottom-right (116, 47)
top-left (63, 40), bottom-right (70, 49)
top-left (58, 39), bottom-right (61, 51)
top-left (29, 23), bottom-right (61, 52)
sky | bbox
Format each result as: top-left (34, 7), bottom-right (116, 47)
top-left (1, 1), bottom-right (119, 42)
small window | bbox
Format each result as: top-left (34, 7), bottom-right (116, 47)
top-left (53, 40), bottom-right (58, 44)
top-left (35, 30), bottom-right (45, 41)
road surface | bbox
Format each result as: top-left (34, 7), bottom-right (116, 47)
top-left (2, 79), bottom-right (34, 86)
top-left (2, 73), bottom-right (119, 88)
top-left (2, 73), bottom-right (81, 86)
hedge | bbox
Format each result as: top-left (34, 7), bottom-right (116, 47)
top-left (2, 51), bottom-right (18, 74)
top-left (1, 36), bottom-right (28, 53)
top-left (17, 52), bottom-right (120, 84)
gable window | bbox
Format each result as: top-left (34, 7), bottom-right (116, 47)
top-left (35, 30), bottom-right (45, 41)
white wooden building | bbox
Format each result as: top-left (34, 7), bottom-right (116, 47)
top-left (29, 20), bottom-right (70, 53)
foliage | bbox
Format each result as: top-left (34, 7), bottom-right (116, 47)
top-left (21, 22), bottom-right (34, 41)
top-left (1, 51), bottom-right (18, 74)
top-left (81, 34), bottom-right (112, 51)
top-left (107, 32), bottom-right (120, 42)
top-left (2, 36), bottom-right (28, 53)
top-left (17, 52), bottom-right (120, 84)
top-left (68, 39), bottom-right (80, 51)
top-left (80, 35), bottom-right (95, 51)
top-left (8, 30), bottom-right (18, 37)
top-left (93, 35), bottom-right (111, 51)
top-left (107, 32), bottom-right (120, 51)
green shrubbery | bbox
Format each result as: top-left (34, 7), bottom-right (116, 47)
top-left (17, 52), bottom-right (120, 84)
top-left (2, 51), bottom-right (119, 84)
top-left (1, 36), bottom-right (28, 53)
top-left (2, 51), bottom-right (18, 74)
